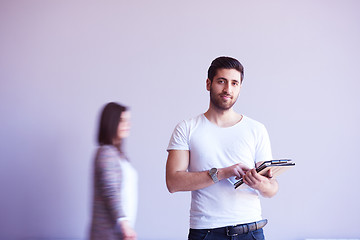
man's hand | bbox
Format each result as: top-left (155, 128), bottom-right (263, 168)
top-left (242, 168), bottom-right (278, 198)
top-left (218, 163), bottom-right (250, 180)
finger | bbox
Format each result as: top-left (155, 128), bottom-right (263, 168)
top-left (242, 174), bottom-right (248, 185)
top-left (234, 166), bottom-right (245, 177)
top-left (241, 165), bottom-right (251, 175)
top-left (245, 169), bottom-right (261, 185)
top-left (243, 173), bottom-right (254, 186)
top-left (250, 168), bottom-right (265, 181)
top-left (238, 168), bottom-right (246, 177)
top-left (240, 164), bottom-right (251, 172)
top-left (236, 163), bottom-right (250, 172)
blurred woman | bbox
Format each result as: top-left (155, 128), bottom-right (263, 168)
top-left (90, 102), bottom-right (138, 240)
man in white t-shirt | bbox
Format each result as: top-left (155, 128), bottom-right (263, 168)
top-left (166, 56), bottom-right (279, 240)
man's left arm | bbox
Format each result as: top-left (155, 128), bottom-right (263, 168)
top-left (242, 162), bottom-right (279, 198)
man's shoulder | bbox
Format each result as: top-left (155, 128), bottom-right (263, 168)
top-left (171, 114), bottom-right (205, 136)
top-left (176, 114), bottom-right (204, 127)
top-left (186, 114), bottom-right (204, 123)
top-left (242, 115), bottom-right (266, 129)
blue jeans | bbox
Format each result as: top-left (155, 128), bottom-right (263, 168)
top-left (188, 227), bottom-right (265, 240)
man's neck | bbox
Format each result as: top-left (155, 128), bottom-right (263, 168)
top-left (204, 107), bottom-right (242, 128)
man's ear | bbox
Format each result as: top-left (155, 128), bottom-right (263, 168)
top-left (206, 78), bottom-right (211, 91)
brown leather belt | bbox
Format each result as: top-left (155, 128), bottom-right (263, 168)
top-left (226, 219), bottom-right (268, 236)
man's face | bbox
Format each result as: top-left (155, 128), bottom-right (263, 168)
top-left (207, 68), bottom-right (242, 111)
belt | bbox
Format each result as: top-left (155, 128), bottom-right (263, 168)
top-left (226, 219), bottom-right (268, 236)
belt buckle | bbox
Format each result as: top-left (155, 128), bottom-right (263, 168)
top-left (226, 226), bottom-right (238, 237)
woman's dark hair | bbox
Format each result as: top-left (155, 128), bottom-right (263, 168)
top-left (207, 56), bottom-right (244, 83)
top-left (97, 102), bottom-right (128, 146)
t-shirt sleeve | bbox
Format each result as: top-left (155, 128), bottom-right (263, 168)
top-left (254, 124), bottom-right (273, 163)
top-left (167, 120), bottom-right (190, 151)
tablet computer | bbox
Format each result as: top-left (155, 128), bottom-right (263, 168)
top-left (234, 159), bottom-right (295, 189)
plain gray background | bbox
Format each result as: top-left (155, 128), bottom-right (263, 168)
top-left (1, 0), bottom-right (359, 239)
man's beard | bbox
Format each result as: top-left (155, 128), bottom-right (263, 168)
top-left (209, 89), bottom-right (238, 111)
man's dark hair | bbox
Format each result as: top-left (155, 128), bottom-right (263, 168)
top-left (97, 102), bottom-right (128, 146)
top-left (207, 56), bottom-right (244, 83)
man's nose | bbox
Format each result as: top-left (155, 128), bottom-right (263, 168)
top-left (223, 83), bottom-right (231, 93)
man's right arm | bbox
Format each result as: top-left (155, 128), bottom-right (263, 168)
top-left (166, 150), bottom-right (214, 193)
top-left (165, 150), bottom-right (249, 193)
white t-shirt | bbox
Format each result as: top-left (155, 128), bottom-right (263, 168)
top-left (167, 114), bottom-right (272, 229)
top-left (119, 159), bottom-right (138, 228)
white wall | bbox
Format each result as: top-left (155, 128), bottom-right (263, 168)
top-left (1, 1), bottom-right (360, 239)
